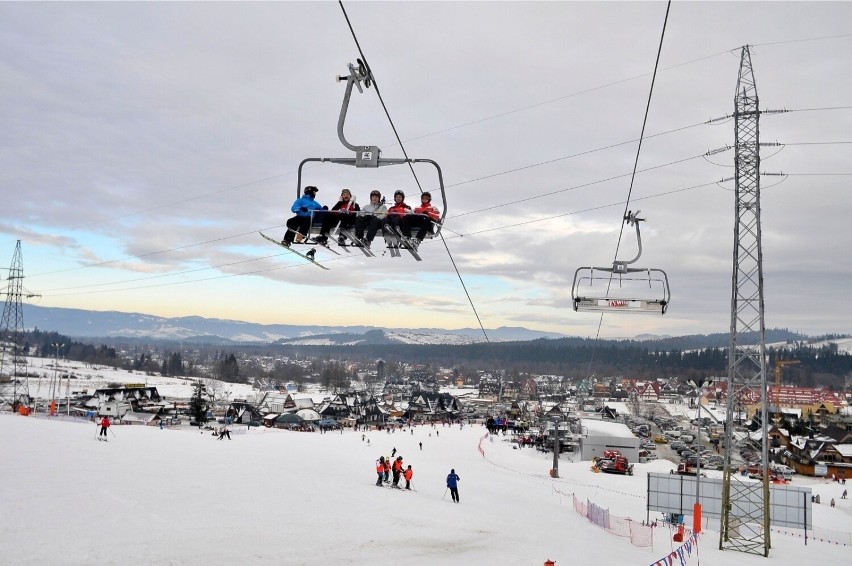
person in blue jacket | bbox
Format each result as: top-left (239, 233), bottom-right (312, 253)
top-left (282, 186), bottom-right (325, 246)
top-left (446, 468), bottom-right (461, 503)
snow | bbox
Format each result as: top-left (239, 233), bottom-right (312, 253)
top-left (581, 418), bottom-right (634, 439)
top-left (2, 414), bottom-right (851, 565)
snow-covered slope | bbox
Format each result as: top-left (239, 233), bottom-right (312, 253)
top-left (2, 415), bottom-right (849, 565)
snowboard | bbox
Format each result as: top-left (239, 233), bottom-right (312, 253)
top-left (259, 231), bottom-right (330, 270)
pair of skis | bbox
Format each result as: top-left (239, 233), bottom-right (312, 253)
top-left (338, 229), bottom-right (375, 257)
top-left (385, 226), bottom-right (422, 261)
top-left (260, 225), bottom-right (421, 269)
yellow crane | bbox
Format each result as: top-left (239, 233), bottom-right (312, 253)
top-left (774, 359), bottom-right (800, 388)
top-left (770, 359), bottom-right (800, 425)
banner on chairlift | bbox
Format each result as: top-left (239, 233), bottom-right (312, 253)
top-left (576, 298), bottom-right (663, 313)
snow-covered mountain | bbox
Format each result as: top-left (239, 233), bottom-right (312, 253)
top-left (20, 305), bottom-right (566, 344)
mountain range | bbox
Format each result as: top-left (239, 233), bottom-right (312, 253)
top-left (19, 304), bottom-right (569, 345)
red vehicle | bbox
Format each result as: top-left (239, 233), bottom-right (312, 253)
top-left (600, 455), bottom-right (634, 476)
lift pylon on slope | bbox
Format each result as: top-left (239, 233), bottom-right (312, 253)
top-left (571, 211), bottom-right (670, 314)
top-left (295, 60), bottom-right (447, 240)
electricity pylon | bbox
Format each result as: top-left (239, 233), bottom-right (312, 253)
top-left (719, 45), bottom-right (771, 557)
top-left (0, 240), bottom-right (29, 410)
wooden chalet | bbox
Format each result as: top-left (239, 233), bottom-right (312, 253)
top-left (780, 432), bottom-right (852, 478)
top-left (318, 391), bottom-right (386, 425)
top-left (405, 391), bottom-right (462, 421)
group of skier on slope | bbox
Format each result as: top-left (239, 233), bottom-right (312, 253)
top-left (282, 186), bottom-right (440, 250)
top-left (376, 455), bottom-right (414, 490)
top-left (374, 454), bottom-right (461, 502)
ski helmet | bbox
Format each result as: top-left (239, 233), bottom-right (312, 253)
top-left (394, 190), bottom-right (405, 199)
top-left (304, 185), bottom-right (319, 195)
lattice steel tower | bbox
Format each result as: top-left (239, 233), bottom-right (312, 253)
top-left (719, 45), bottom-right (770, 557)
top-left (0, 240), bottom-right (29, 410)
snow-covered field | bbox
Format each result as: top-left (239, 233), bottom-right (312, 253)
top-left (2, 412), bottom-right (850, 566)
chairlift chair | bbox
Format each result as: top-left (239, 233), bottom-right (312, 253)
top-left (296, 60), bottom-right (447, 247)
top-left (571, 211), bottom-right (670, 314)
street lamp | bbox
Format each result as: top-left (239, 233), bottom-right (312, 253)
top-left (551, 417), bottom-right (561, 478)
top-left (687, 378), bottom-right (713, 534)
top-left (51, 343), bottom-right (63, 415)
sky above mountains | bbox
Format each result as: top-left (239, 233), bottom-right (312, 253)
top-left (1, 2), bottom-right (850, 339)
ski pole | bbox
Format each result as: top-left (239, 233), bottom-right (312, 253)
top-left (109, 427), bottom-right (116, 437)
top-left (442, 487), bottom-right (448, 500)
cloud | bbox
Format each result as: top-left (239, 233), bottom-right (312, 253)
top-left (2, 2), bottom-right (850, 337)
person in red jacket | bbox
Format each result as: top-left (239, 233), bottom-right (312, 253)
top-left (383, 457), bottom-right (391, 483)
top-left (316, 188), bottom-right (360, 246)
top-left (403, 191), bottom-right (440, 250)
top-left (383, 190), bottom-right (411, 239)
top-left (375, 456), bottom-right (385, 486)
top-left (391, 455), bottom-right (404, 487)
top-left (98, 416), bottom-right (111, 439)
top-left (404, 465), bottom-right (414, 490)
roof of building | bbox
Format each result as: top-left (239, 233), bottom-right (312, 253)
top-left (581, 418), bottom-right (634, 439)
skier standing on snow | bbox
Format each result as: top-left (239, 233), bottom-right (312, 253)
top-left (391, 456), bottom-right (404, 487)
top-left (383, 457), bottom-right (391, 483)
top-left (446, 468), bottom-right (461, 503)
top-left (98, 416), bottom-right (111, 439)
top-left (376, 456), bottom-right (385, 486)
top-left (404, 465), bottom-right (414, 490)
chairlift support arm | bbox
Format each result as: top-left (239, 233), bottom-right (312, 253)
top-left (612, 210), bottom-right (644, 273)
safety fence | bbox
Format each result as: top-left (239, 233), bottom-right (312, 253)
top-left (771, 526), bottom-right (851, 547)
top-left (571, 494), bottom-right (654, 547)
top-left (476, 432), bottom-right (642, 498)
top-left (31, 413), bottom-right (90, 424)
top-left (813, 525), bottom-right (852, 546)
top-left (646, 531), bottom-right (700, 566)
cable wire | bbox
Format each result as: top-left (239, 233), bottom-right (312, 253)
top-left (339, 0), bottom-right (492, 344)
top-left (586, 0), bottom-right (672, 377)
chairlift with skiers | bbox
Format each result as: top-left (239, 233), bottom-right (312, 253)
top-left (268, 60), bottom-right (447, 263)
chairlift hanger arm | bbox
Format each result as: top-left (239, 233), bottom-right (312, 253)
top-left (335, 60), bottom-right (373, 153)
top-left (612, 210), bottom-right (645, 272)
top-left (291, 61), bottom-right (448, 238)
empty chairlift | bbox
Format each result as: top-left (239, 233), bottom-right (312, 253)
top-left (571, 211), bottom-right (670, 314)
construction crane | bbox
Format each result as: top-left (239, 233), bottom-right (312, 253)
top-left (774, 359), bottom-right (800, 388)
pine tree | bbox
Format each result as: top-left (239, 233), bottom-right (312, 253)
top-left (189, 381), bottom-right (208, 423)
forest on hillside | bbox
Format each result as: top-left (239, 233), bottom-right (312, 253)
top-left (11, 329), bottom-right (851, 390)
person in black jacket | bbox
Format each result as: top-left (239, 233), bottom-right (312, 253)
top-left (315, 189), bottom-right (360, 245)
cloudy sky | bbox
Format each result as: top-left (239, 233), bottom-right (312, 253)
top-left (1, 1), bottom-right (850, 339)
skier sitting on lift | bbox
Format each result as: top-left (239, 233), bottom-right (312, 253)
top-left (403, 191), bottom-right (440, 250)
top-left (384, 190), bottom-right (412, 239)
top-left (315, 188), bottom-right (360, 246)
top-left (282, 186), bottom-right (325, 247)
top-left (353, 190), bottom-right (387, 248)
